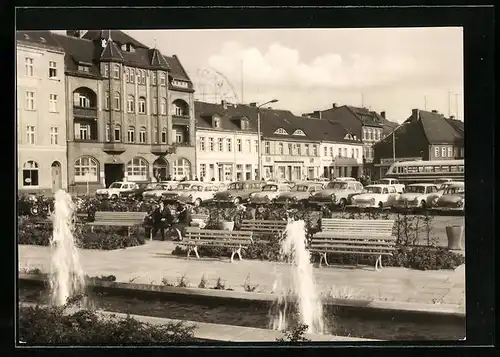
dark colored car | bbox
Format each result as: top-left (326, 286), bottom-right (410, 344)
top-left (213, 180), bottom-right (266, 204)
top-left (119, 183), bottom-right (157, 200)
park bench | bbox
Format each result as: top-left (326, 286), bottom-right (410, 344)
top-left (310, 218), bottom-right (396, 271)
top-left (177, 227), bottom-right (253, 263)
top-left (86, 211), bottom-right (148, 236)
top-left (240, 219), bottom-right (287, 238)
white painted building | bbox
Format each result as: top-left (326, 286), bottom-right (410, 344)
top-left (17, 31), bottom-right (68, 193)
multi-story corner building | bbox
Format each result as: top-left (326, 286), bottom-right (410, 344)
top-left (52, 30), bottom-right (196, 193)
top-left (373, 109), bottom-right (465, 179)
top-left (17, 31), bottom-right (68, 194)
top-left (304, 103), bottom-right (398, 177)
top-left (195, 100), bottom-right (259, 181)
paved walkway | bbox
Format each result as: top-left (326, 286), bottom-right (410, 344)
top-left (18, 241), bottom-right (465, 308)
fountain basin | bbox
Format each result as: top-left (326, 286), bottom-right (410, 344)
top-left (19, 274), bottom-right (465, 341)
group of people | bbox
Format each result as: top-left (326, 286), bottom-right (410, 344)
top-left (144, 200), bottom-right (192, 241)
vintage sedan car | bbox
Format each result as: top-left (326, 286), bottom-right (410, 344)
top-left (426, 181), bottom-right (462, 207)
top-left (274, 182), bottom-right (324, 205)
top-left (430, 182), bottom-right (465, 213)
top-left (309, 180), bottom-right (364, 209)
top-left (177, 182), bottom-right (220, 206)
top-left (213, 180), bottom-right (265, 204)
top-left (376, 178), bottom-right (406, 193)
top-left (349, 184), bottom-right (400, 209)
top-left (119, 182), bottom-right (157, 200)
top-left (96, 182), bottom-right (139, 199)
top-left (392, 183), bottom-right (439, 210)
top-left (142, 182), bottom-right (179, 200)
top-left (161, 181), bottom-right (199, 202)
top-left (433, 178), bottom-right (455, 186)
top-left (248, 183), bottom-right (292, 204)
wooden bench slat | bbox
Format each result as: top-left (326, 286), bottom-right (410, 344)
top-left (310, 243), bottom-right (396, 250)
top-left (311, 240), bottom-right (396, 246)
top-left (309, 249), bottom-right (394, 256)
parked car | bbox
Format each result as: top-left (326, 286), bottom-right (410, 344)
top-left (161, 181), bottom-right (199, 203)
top-left (96, 182), bottom-right (139, 199)
top-left (177, 182), bottom-right (220, 206)
top-left (427, 181), bottom-right (462, 207)
top-left (376, 178), bottom-right (406, 193)
top-left (349, 184), bottom-right (400, 209)
top-left (332, 177), bottom-right (357, 182)
top-left (392, 183), bottom-right (440, 210)
top-left (274, 182), bottom-right (324, 205)
top-left (309, 180), bottom-right (364, 210)
top-left (141, 182), bottom-right (179, 200)
top-left (430, 182), bottom-right (465, 213)
top-left (213, 180), bottom-right (266, 204)
top-left (248, 183), bottom-right (292, 204)
top-left (434, 178), bottom-right (455, 185)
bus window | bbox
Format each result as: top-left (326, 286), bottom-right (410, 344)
top-left (424, 166), bottom-right (433, 172)
top-left (450, 166), bottom-right (458, 172)
top-left (433, 166), bottom-right (441, 172)
top-left (458, 165), bottom-right (464, 172)
top-left (441, 166), bottom-right (450, 172)
top-left (403, 167), bottom-right (408, 173)
top-left (418, 166), bottom-right (424, 172)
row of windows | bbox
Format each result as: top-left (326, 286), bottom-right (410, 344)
top-left (22, 125), bottom-right (59, 145)
top-left (24, 57), bottom-right (58, 79)
top-left (434, 146), bottom-right (461, 158)
top-left (323, 146), bottom-right (361, 159)
top-left (24, 91), bottom-right (60, 112)
top-left (393, 164), bottom-right (465, 174)
top-left (362, 127), bottom-right (382, 141)
top-left (199, 137), bottom-right (258, 153)
top-left (104, 64), bottom-right (171, 88)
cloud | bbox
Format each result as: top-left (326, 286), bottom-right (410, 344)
top-left (208, 41), bottom-right (431, 91)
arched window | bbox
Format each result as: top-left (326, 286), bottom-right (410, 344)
top-left (114, 124), bottom-right (121, 142)
top-left (171, 99), bottom-right (189, 116)
top-left (292, 129), bottom-right (305, 136)
top-left (74, 156), bottom-right (99, 182)
top-left (22, 160), bottom-right (39, 186)
top-left (113, 92), bottom-right (121, 110)
top-left (173, 158), bottom-right (191, 180)
top-left (160, 97), bottom-right (167, 115)
top-left (153, 157), bottom-right (168, 181)
top-left (127, 126), bottom-right (135, 143)
top-left (161, 127), bottom-right (167, 143)
top-left (127, 95), bottom-right (135, 113)
top-left (126, 157), bottom-right (148, 181)
top-left (139, 126), bottom-right (147, 143)
top-left (274, 128), bottom-right (288, 135)
top-left (138, 97), bottom-right (146, 114)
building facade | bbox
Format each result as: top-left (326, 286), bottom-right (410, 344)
top-left (195, 101), bottom-right (259, 182)
top-left (304, 104), bottom-right (398, 178)
top-left (17, 31), bottom-right (68, 193)
top-left (373, 109), bottom-right (465, 179)
top-left (53, 30), bottom-right (196, 193)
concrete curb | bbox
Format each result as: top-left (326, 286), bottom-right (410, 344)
top-left (19, 273), bottom-right (465, 319)
top-left (19, 302), bottom-right (376, 342)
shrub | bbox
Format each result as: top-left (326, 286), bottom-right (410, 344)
top-left (18, 304), bottom-right (196, 345)
top-left (198, 274), bottom-right (207, 289)
top-left (276, 323), bottom-right (311, 343)
top-left (17, 217), bottom-right (145, 250)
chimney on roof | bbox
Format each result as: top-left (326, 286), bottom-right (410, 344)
top-left (249, 102), bottom-right (257, 107)
top-left (221, 100), bottom-right (227, 110)
top-left (332, 103), bottom-right (337, 108)
top-left (380, 111), bottom-right (386, 119)
top-left (431, 110), bottom-right (438, 114)
top-left (412, 109), bottom-right (420, 121)
top-left (450, 115), bottom-right (455, 119)
top-left (66, 30), bottom-right (81, 38)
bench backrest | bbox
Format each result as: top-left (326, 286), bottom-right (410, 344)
top-left (192, 214), bottom-right (209, 221)
top-left (185, 227), bottom-right (253, 243)
top-left (240, 219), bottom-right (287, 232)
top-left (320, 218), bottom-right (394, 234)
top-left (94, 211), bottom-right (147, 223)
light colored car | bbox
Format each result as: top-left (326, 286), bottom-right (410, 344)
top-left (274, 182), bottom-right (324, 205)
top-left (96, 181), bottom-right (139, 199)
top-left (177, 182), bottom-right (220, 206)
top-left (427, 181), bottom-right (462, 206)
top-left (392, 183), bottom-right (440, 210)
top-left (333, 177), bottom-right (357, 182)
top-left (309, 180), bottom-right (364, 209)
top-left (377, 178), bottom-right (406, 193)
top-left (161, 181), bottom-right (199, 202)
top-left (213, 180), bottom-right (266, 204)
top-left (249, 183), bottom-right (292, 204)
top-left (434, 178), bottom-right (455, 186)
top-left (350, 184), bottom-right (400, 209)
top-left (430, 182), bottom-right (465, 213)
top-left (142, 182), bottom-right (179, 199)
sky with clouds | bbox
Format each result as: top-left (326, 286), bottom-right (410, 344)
top-left (75, 28), bottom-right (464, 123)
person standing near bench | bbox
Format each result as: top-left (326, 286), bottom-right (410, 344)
top-left (171, 202), bottom-right (192, 241)
top-left (151, 201), bottom-right (173, 241)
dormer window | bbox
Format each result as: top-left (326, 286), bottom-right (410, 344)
top-left (274, 128), bottom-right (288, 135)
top-left (78, 65), bottom-right (90, 73)
top-left (241, 118), bottom-right (249, 130)
top-left (212, 115), bottom-right (221, 128)
top-left (292, 129), bottom-right (306, 136)
top-left (171, 79), bottom-right (188, 88)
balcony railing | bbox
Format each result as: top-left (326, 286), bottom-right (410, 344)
top-left (150, 144), bottom-right (176, 155)
top-left (73, 106), bottom-right (98, 118)
top-left (103, 142), bottom-right (126, 154)
top-left (173, 142), bottom-right (192, 147)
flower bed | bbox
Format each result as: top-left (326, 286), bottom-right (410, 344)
top-left (17, 216), bottom-right (145, 250)
top-left (18, 303), bottom-right (195, 345)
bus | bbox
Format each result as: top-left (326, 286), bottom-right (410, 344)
top-left (384, 159), bottom-right (464, 184)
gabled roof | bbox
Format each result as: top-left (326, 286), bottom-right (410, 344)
top-left (194, 101), bottom-right (258, 132)
top-left (16, 31), bottom-right (63, 51)
top-left (100, 39), bottom-right (124, 62)
top-left (82, 30), bottom-right (148, 49)
top-left (166, 55), bottom-right (190, 81)
top-left (345, 106), bottom-right (383, 127)
top-left (150, 48), bottom-right (170, 70)
top-left (445, 118), bottom-right (464, 135)
top-left (408, 110), bottom-right (463, 144)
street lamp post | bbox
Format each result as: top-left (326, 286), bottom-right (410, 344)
top-left (392, 123), bottom-right (406, 164)
top-left (256, 99), bottom-right (278, 180)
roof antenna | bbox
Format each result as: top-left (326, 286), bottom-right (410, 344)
top-left (108, 29), bottom-right (112, 41)
top-left (153, 37), bottom-right (157, 49)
